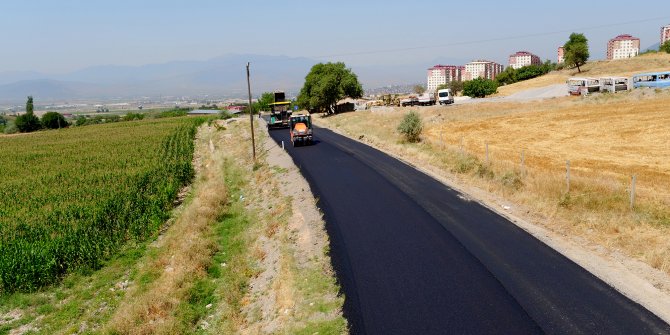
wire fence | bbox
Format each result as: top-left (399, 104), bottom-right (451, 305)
top-left (426, 131), bottom-right (670, 212)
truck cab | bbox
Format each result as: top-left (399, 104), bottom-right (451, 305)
top-left (288, 114), bottom-right (313, 146)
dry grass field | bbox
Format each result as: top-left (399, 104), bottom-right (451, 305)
top-left (496, 52), bottom-right (670, 96)
top-left (315, 86), bottom-right (670, 279)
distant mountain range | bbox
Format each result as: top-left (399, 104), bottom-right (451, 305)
top-left (0, 54), bottom-right (455, 103)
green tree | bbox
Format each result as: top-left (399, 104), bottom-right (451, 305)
top-left (413, 85), bottom-right (426, 95)
top-left (435, 83), bottom-right (450, 91)
top-left (15, 113), bottom-right (41, 132)
top-left (463, 78), bottom-right (498, 98)
top-left (397, 110), bottom-right (422, 143)
top-left (41, 112), bottom-right (69, 129)
top-left (496, 67), bottom-right (518, 85)
top-left (255, 92), bottom-right (275, 112)
top-left (660, 40), bottom-right (670, 54)
top-left (297, 62), bottom-right (363, 114)
top-left (564, 33), bottom-right (589, 73)
top-left (26, 96), bottom-right (34, 115)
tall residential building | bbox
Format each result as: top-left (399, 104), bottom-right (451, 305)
top-left (606, 34), bottom-right (640, 60)
top-left (508, 51), bottom-right (541, 69)
top-left (426, 65), bottom-right (464, 92)
top-left (557, 46), bottom-right (565, 64)
top-left (463, 60), bottom-right (503, 81)
top-left (662, 24), bottom-right (670, 45)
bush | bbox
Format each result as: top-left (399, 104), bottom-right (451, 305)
top-left (41, 112), bottom-right (69, 129)
top-left (397, 110), bottom-right (422, 142)
top-left (3, 122), bottom-right (18, 134)
top-left (463, 78), bottom-right (498, 98)
top-left (15, 113), bottom-right (42, 132)
top-left (219, 110), bottom-right (233, 120)
top-left (123, 112), bottom-right (145, 121)
top-left (661, 40), bottom-right (670, 54)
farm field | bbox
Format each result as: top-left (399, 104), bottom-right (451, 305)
top-left (0, 117), bottom-right (204, 292)
top-left (315, 87), bottom-right (670, 279)
top-left (496, 52), bottom-right (670, 96)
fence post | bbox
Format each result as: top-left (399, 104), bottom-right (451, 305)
top-left (630, 174), bottom-right (636, 210)
top-left (566, 160), bottom-right (570, 193)
top-left (282, 140), bottom-right (285, 150)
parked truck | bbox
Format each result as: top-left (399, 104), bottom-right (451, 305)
top-left (288, 114), bottom-right (313, 146)
top-left (417, 93), bottom-right (436, 106)
top-left (267, 91), bottom-right (292, 129)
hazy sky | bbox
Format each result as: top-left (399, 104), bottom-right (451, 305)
top-left (1, 0), bottom-right (669, 74)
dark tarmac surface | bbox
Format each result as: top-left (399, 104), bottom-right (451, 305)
top-left (268, 124), bottom-right (670, 335)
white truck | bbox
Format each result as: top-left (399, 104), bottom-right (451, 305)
top-left (417, 93), bottom-right (436, 106)
top-left (437, 88), bottom-right (454, 105)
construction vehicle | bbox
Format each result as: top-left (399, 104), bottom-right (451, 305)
top-left (288, 114), bottom-right (313, 146)
top-left (267, 91), bottom-right (292, 129)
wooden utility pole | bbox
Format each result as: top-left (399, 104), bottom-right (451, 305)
top-left (246, 62), bottom-right (256, 161)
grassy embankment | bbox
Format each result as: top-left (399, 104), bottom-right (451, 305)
top-left (317, 79), bottom-right (670, 277)
top-left (496, 52), bottom-right (670, 96)
top-left (0, 118), bottom-right (344, 334)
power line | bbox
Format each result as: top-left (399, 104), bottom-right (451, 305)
top-left (311, 16), bottom-right (670, 59)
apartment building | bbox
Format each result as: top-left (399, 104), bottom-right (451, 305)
top-left (606, 34), bottom-right (640, 60)
top-left (463, 60), bottom-right (503, 81)
top-left (508, 51), bottom-right (541, 69)
top-left (557, 46), bottom-right (565, 64)
top-left (426, 65), bottom-right (464, 92)
top-left (662, 24), bottom-right (670, 45)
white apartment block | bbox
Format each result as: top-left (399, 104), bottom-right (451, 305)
top-left (463, 60), bottom-right (503, 81)
top-left (607, 34), bottom-right (640, 60)
top-left (662, 24), bottom-right (670, 45)
top-left (508, 51), bottom-right (541, 69)
top-left (426, 65), bottom-right (464, 92)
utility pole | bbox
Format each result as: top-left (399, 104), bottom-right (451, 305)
top-left (246, 62), bottom-right (256, 161)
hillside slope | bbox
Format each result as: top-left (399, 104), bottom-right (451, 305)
top-left (497, 53), bottom-right (670, 96)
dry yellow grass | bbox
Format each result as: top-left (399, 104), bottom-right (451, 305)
top-left (106, 125), bottom-right (227, 335)
top-left (496, 52), bottom-right (670, 96)
top-left (315, 87), bottom-right (670, 277)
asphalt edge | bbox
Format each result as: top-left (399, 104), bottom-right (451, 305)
top-left (316, 120), bottom-right (670, 325)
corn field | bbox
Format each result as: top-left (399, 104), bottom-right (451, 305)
top-left (0, 117), bottom-right (205, 292)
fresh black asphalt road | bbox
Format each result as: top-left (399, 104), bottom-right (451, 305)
top-left (267, 124), bottom-right (670, 335)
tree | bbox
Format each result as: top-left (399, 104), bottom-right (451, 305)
top-left (413, 85), bottom-right (426, 95)
top-left (463, 78), bottom-right (498, 98)
top-left (496, 67), bottom-right (518, 86)
top-left (297, 62), bottom-right (363, 114)
top-left (449, 80), bottom-right (464, 95)
top-left (41, 112), bottom-right (68, 129)
top-left (661, 40), bottom-right (670, 54)
top-left (15, 113), bottom-right (41, 132)
top-left (397, 110), bottom-right (422, 143)
top-left (26, 96), bottom-right (34, 115)
top-left (250, 92), bottom-right (275, 114)
top-left (564, 33), bottom-right (589, 73)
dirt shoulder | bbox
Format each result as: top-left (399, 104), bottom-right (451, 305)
top-left (314, 113), bottom-right (670, 325)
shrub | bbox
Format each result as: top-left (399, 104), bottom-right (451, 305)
top-left (123, 112), bottom-right (145, 121)
top-left (3, 122), bottom-right (18, 134)
top-left (660, 40), bottom-right (670, 54)
top-left (15, 113), bottom-right (42, 132)
top-left (463, 78), bottom-right (498, 98)
top-left (397, 110), bottom-right (422, 142)
top-left (41, 112), bottom-right (69, 129)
